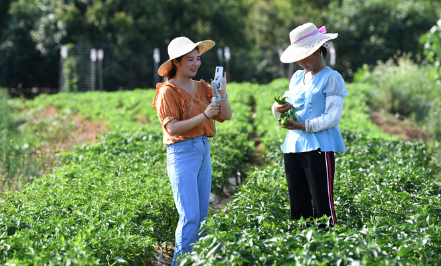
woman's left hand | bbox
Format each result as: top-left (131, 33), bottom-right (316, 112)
top-left (278, 119), bottom-right (306, 130)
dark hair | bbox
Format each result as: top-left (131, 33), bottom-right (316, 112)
top-left (319, 45), bottom-right (328, 60)
top-left (163, 56), bottom-right (183, 82)
top-left (163, 47), bottom-right (200, 82)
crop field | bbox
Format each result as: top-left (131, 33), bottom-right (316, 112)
top-left (1, 79), bottom-right (440, 265)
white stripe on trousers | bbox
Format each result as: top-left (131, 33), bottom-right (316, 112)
top-left (325, 152), bottom-right (336, 225)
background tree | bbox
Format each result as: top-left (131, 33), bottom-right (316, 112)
top-left (0, 0), bottom-right (12, 39)
top-left (1, 0), bottom-right (441, 91)
top-left (243, 0), bottom-right (331, 82)
top-left (326, 0), bottom-right (441, 79)
top-left (1, 0), bottom-right (253, 90)
top-left (421, 16), bottom-right (441, 82)
top-left (0, 1), bottom-right (58, 90)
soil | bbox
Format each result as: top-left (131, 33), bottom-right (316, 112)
top-left (250, 136), bottom-right (265, 167)
top-left (36, 106), bottom-right (108, 146)
top-left (370, 111), bottom-right (430, 141)
top-left (71, 114), bottom-right (108, 145)
top-left (136, 113), bottom-right (151, 125)
top-left (30, 107), bottom-right (109, 175)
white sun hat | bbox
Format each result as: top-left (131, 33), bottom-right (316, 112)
top-left (280, 23), bottom-right (338, 63)
top-left (158, 37), bottom-right (215, 76)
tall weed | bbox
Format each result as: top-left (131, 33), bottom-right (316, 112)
top-left (354, 54), bottom-right (441, 141)
top-left (0, 89), bottom-right (37, 192)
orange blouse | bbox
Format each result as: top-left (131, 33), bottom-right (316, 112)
top-left (152, 80), bottom-right (225, 145)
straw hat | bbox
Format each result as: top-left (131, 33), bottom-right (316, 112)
top-left (280, 23), bottom-right (338, 63)
top-left (158, 37), bottom-right (215, 76)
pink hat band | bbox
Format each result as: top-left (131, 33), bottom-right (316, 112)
top-left (292, 26), bottom-right (327, 44)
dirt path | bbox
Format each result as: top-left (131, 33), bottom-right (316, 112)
top-left (27, 107), bottom-right (108, 176)
top-left (370, 111), bottom-right (430, 141)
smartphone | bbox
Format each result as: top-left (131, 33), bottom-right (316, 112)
top-left (214, 66), bottom-right (223, 90)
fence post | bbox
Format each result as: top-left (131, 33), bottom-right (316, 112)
top-left (60, 45), bottom-right (67, 92)
top-left (224, 47), bottom-right (230, 78)
top-left (90, 48), bottom-right (97, 91)
top-left (153, 48), bottom-right (160, 88)
top-left (97, 49), bottom-right (104, 91)
top-left (288, 63), bottom-right (294, 79)
top-left (217, 48), bottom-right (224, 66)
top-left (328, 41), bottom-right (336, 67)
top-left (278, 48), bottom-right (285, 79)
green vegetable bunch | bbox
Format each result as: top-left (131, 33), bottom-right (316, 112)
top-left (278, 110), bottom-right (297, 126)
top-left (274, 94), bottom-right (288, 104)
top-left (274, 94), bottom-right (297, 126)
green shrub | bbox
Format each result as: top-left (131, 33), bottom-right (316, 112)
top-left (180, 79), bottom-right (441, 265)
top-left (181, 132), bottom-right (441, 266)
top-left (326, 0), bottom-right (441, 80)
top-left (354, 55), bottom-right (441, 141)
top-left (10, 87), bottom-right (255, 195)
top-left (0, 89), bottom-right (38, 191)
top-left (0, 127), bottom-right (169, 265)
top-left (0, 85), bottom-right (256, 264)
top-left (421, 17), bottom-right (441, 81)
top-left (3, 80), bottom-right (441, 265)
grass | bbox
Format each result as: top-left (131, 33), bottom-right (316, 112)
top-left (0, 89), bottom-right (39, 192)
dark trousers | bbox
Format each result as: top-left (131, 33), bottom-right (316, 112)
top-left (284, 150), bottom-right (337, 225)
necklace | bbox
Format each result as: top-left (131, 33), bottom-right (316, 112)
top-left (303, 71), bottom-right (315, 84)
top-left (303, 65), bottom-right (326, 84)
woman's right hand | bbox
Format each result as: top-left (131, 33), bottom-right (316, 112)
top-left (274, 102), bottom-right (293, 113)
top-left (204, 102), bottom-right (220, 118)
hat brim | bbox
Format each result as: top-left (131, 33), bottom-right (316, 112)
top-left (158, 40), bottom-right (215, 76)
top-left (280, 33), bottom-right (338, 63)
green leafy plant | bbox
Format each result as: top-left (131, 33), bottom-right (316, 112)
top-left (273, 94), bottom-right (288, 104)
top-left (353, 54), bottom-right (441, 142)
top-left (421, 17), bottom-right (441, 81)
top-left (62, 43), bottom-right (79, 92)
top-left (181, 129), bottom-right (441, 266)
top-left (2, 79), bottom-right (441, 266)
top-left (278, 110), bottom-right (297, 126)
top-left (273, 93), bottom-right (297, 126)
top-left (0, 88), bottom-right (38, 192)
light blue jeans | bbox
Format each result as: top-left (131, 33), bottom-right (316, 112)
top-left (166, 135), bottom-right (212, 266)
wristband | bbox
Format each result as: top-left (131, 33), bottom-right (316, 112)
top-left (221, 93), bottom-right (228, 101)
top-left (203, 112), bottom-right (209, 119)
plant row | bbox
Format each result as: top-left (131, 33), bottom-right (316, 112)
top-left (183, 134), bottom-right (441, 265)
top-left (179, 80), bottom-right (441, 265)
top-left (1, 84), bottom-right (255, 265)
top-left (1, 79), bottom-right (440, 265)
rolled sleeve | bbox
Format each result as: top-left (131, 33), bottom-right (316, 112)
top-left (156, 87), bottom-right (181, 127)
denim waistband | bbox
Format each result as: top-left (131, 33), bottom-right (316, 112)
top-left (170, 135), bottom-right (209, 146)
top-left (192, 135), bottom-right (208, 140)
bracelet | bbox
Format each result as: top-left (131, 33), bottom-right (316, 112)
top-left (221, 93), bottom-right (228, 101)
top-left (203, 112), bottom-right (209, 119)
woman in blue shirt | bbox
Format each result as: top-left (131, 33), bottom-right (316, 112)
top-left (272, 23), bottom-right (347, 227)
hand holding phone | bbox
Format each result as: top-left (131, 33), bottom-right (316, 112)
top-left (211, 66), bottom-right (224, 103)
top-left (213, 66), bottom-right (223, 90)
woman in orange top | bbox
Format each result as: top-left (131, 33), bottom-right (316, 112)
top-left (152, 37), bottom-right (231, 265)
